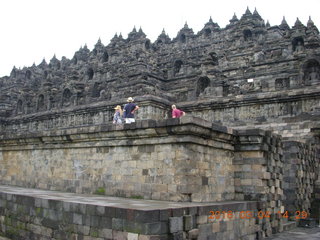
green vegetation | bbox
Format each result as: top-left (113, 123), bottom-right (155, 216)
top-left (94, 187), bottom-right (105, 195)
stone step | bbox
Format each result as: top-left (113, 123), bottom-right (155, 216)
top-left (282, 221), bottom-right (297, 231)
top-left (0, 185), bottom-right (263, 240)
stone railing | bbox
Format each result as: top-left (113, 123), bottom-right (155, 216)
top-left (0, 95), bottom-right (170, 136)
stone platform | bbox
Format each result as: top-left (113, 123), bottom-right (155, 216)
top-left (0, 185), bottom-right (263, 240)
top-left (265, 227), bottom-right (320, 240)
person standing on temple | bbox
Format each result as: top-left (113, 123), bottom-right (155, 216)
top-left (171, 104), bottom-right (185, 118)
top-left (123, 97), bottom-right (139, 123)
top-left (113, 105), bottom-right (123, 124)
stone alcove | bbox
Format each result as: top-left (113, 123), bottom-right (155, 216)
top-left (173, 60), bottom-right (183, 76)
top-left (180, 34), bottom-right (186, 43)
top-left (303, 59), bottom-right (320, 84)
top-left (37, 94), bottom-right (46, 111)
top-left (16, 100), bottom-right (23, 114)
top-left (102, 51), bottom-right (109, 62)
top-left (292, 37), bottom-right (304, 52)
top-left (204, 28), bottom-right (212, 37)
top-left (243, 29), bottom-right (252, 41)
top-left (196, 76), bottom-right (210, 97)
top-left (62, 88), bottom-right (72, 107)
top-left (87, 68), bottom-right (94, 80)
top-left (25, 70), bottom-right (32, 80)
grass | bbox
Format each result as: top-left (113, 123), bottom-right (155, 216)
top-left (94, 187), bottom-right (105, 195)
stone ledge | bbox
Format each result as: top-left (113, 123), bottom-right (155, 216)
top-left (6, 95), bottom-right (171, 122)
top-left (0, 117), bottom-right (235, 145)
top-left (0, 185), bottom-right (263, 239)
top-left (180, 86), bottom-right (320, 110)
top-left (0, 185), bottom-right (260, 218)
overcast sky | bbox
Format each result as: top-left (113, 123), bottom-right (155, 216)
top-left (0, 0), bottom-right (319, 77)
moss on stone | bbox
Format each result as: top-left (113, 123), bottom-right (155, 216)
top-left (130, 195), bottom-right (143, 199)
top-left (94, 187), bottom-right (105, 195)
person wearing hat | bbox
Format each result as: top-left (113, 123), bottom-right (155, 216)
top-left (123, 97), bottom-right (139, 123)
top-left (113, 105), bottom-right (123, 124)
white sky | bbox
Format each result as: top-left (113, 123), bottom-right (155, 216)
top-left (0, 0), bottom-right (319, 77)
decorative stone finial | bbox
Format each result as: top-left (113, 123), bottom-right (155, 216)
top-left (230, 13), bottom-right (238, 23)
top-left (245, 6), bottom-right (252, 15)
top-left (307, 16), bottom-right (314, 27)
top-left (138, 27), bottom-right (146, 37)
top-left (279, 17), bottom-right (290, 30)
top-left (294, 18), bottom-right (304, 28)
top-left (266, 20), bottom-right (270, 28)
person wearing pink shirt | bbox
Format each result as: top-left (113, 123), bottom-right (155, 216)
top-left (171, 104), bottom-right (185, 118)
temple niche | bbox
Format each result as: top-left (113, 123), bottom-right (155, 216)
top-left (16, 100), bottom-right (23, 114)
top-left (196, 76), bottom-right (210, 97)
top-left (243, 29), bottom-right (253, 41)
top-left (87, 68), bottom-right (94, 80)
top-left (303, 59), bottom-right (320, 85)
top-left (292, 36), bottom-right (305, 52)
top-left (173, 60), bottom-right (183, 76)
top-left (25, 70), bottom-right (32, 80)
top-left (62, 88), bottom-right (73, 107)
top-left (37, 94), bottom-right (46, 111)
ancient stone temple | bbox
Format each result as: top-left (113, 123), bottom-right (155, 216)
top-left (0, 7), bottom-right (319, 240)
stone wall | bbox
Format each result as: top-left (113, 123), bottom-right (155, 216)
top-left (234, 129), bottom-right (284, 236)
top-left (0, 186), bottom-right (264, 240)
top-left (2, 88), bottom-right (320, 143)
top-left (0, 117), bottom-right (235, 203)
top-left (283, 141), bottom-right (319, 217)
top-left (187, 86), bottom-right (320, 141)
top-left (0, 115), bottom-right (319, 238)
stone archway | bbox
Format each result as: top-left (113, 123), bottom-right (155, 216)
top-left (16, 100), bottom-right (23, 114)
top-left (37, 94), bottom-right (46, 111)
top-left (196, 77), bottom-right (210, 97)
top-left (87, 68), bottom-right (94, 80)
top-left (180, 34), bottom-right (186, 43)
top-left (243, 29), bottom-right (252, 41)
top-left (303, 59), bottom-right (320, 84)
top-left (62, 88), bottom-right (72, 107)
top-left (292, 37), bottom-right (304, 52)
top-left (173, 60), bottom-right (183, 76)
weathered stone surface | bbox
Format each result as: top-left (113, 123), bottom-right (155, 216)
top-left (0, 118), bottom-right (236, 203)
top-left (169, 217), bottom-right (183, 233)
top-left (0, 7), bottom-right (320, 240)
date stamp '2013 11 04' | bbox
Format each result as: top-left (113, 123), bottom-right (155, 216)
top-left (208, 210), bottom-right (308, 220)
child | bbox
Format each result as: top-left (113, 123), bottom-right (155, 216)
top-left (113, 105), bottom-right (123, 124)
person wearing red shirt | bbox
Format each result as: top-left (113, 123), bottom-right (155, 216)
top-left (171, 104), bottom-right (185, 118)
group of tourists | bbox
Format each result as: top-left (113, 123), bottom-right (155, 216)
top-left (113, 97), bottom-right (185, 124)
